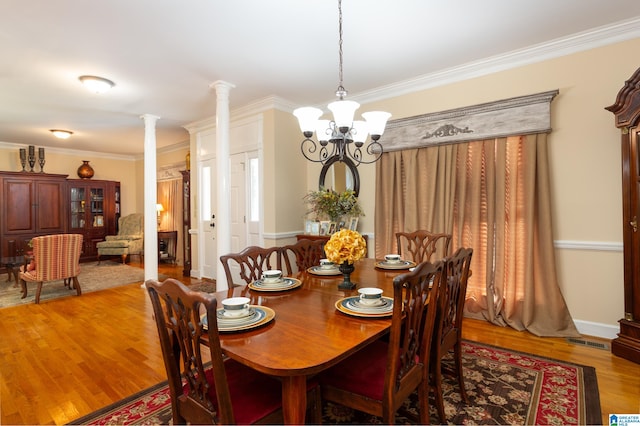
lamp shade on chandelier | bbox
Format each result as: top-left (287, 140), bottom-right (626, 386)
top-left (293, 0), bottom-right (391, 167)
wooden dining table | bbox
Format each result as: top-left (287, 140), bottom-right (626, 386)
top-left (206, 257), bottom-right (411, 424)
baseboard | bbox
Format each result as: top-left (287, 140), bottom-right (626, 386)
top-left (574, 319), bottom-right (619, 340)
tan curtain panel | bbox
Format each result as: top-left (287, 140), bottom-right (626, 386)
top-left (157, 179), bottom-right (183, 266)
top-left (375, 134), bottom-right (579, 337)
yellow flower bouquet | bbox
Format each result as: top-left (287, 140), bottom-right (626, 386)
top-left (324, 229), bottom-right (367, 265)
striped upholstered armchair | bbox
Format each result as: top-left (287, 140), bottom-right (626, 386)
top-left (18, 233), bottom-right (84, 304)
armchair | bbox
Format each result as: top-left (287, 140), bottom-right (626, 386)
top-left (96, 213), bottom-right (144, 264)
top-left (19, 234), bottom-right (83, 304)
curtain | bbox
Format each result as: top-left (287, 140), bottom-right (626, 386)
top-left (375, 134), bottom-right (579, 337)
top-left (157, 179), bottom-right (183, 266)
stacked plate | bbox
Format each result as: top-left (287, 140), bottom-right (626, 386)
top-left (307, 265), bottom-right (341, 276)
top-left (202, 305), bottom-right (276, 332)
top-left (248, 277), bottom-right (302, 292)
top-left (335, 296), bottom-right (394, 318)
top-left (374, 260), bottom-right (417, 270)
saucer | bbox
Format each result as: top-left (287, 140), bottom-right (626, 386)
top-left (249, 277), bottom-right (302, 292)
top-left (307, 266), bottom-right (341, 276)
top-left (206, 305), bottom-right (276, 332)
top-left (336, 296), bottom-right (394, 317)
top-left (374, 260), bottom-right (417, 270)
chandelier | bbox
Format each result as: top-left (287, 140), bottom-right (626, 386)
top-left (293, 0), bottom-right (391, 167)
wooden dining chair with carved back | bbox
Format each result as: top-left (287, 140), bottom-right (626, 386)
top-left (219, 245), bottom-right (290, 289)
top-left (395, 230), bottom-right (452, 263)
top-left (280, 238), bottom-right (326, 273)
top-left (430, 247), bottom-right (474, 422)
top-left (146, 278), bottom-right (321, 424)
top-left (318, 259), bottom-right (447, 424)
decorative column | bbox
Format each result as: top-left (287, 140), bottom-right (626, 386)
top-left (211, 80), bottom-right (235, 290)
top-left (141, 114), bottom-right (161, 283)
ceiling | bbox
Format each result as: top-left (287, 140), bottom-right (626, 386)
top-left (2, 1), bottom-right (640, 156)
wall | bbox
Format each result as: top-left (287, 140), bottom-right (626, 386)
top-left (318, 38), bottom-right (640, 337)
top-left (0, 143), bottom-right (139, 217)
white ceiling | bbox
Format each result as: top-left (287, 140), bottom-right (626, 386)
top-left (2, 0), bottom-right (640, 156)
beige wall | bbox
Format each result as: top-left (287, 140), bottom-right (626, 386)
top-left (319, 38), bottom-right (640, 332)
top-left (0, 145), bottom-right (139, 217)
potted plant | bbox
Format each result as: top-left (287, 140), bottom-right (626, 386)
top-left (303, 188), bottom-right (364, 224)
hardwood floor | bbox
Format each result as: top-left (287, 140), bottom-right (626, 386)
top-left (1, 260), bottom-right (638, 425)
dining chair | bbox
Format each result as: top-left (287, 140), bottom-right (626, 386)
top-left (431, 247), bottom-right (473, 422)
top-left (318, 259), bottom-right (447, 424)
top-left (146, 278), bottom-right (321, 424)
top-left (219, 245), bottom-right (289, 288)
top-left (18, 233), bottom-right (83, 304)
top-left (280, 238), bottom-right (326, 273)
top-left (395, 230), bottom-right (452, 263)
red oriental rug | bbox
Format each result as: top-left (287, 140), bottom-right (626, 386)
top-left (70, 340), bottom-right (601, 425)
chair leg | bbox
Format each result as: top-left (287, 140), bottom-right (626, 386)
top-left (121, 254), bottom-right (127, 264)
top-left (20, 279), bottom-right (27, 299)
top-left (72, 276), bottom-right (82, 296)
top-left (454, 341), bottom-right (468, 402)
top-left (417, 380), bottom-right (431, 425)
top-left (432, 358), bottom-right (446, 422)
top-left (97, 255), bottom-right (101, 265)
top-left (35, 281), bottom-right (43, 304)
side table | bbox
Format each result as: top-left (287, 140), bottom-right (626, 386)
top-left (158, 230), bottom-right (177, 264)
top-left (1, 255), bottom-right (25, 287)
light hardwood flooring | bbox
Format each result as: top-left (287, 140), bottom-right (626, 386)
top-left (1, 260), bottom-right (638, 425)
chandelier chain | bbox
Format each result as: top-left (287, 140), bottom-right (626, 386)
top-left (336, 0), bottom-right (346, 98)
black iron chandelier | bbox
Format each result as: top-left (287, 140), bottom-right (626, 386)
top-left (293, 0), bottom-right (391, 167)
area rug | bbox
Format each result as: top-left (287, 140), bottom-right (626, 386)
top-left (0, 261), bottom-right (162, 307)
top-left (69, 340), bottom-right (602, 425)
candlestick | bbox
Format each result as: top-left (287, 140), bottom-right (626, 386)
top-left (27, 146), bottom-right (35, 172)
top-left (38, 148), bottom-right (45, 160)
top-left (19, 149), bottom-right (26, 172)
top-left (28, 145), bottom-right (34, 156)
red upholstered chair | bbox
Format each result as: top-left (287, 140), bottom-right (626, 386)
top-left (319, 259), bottom-right (447, 424)
top-left (18, 234), bottom-right (83, 304)
top-left (431, 247), bottom-right (473, 422)
top-left (395, 230), bottom-right (452, 263)
top-left (281, 238), bottom-right (326, 272)
top-left (146, 278), bottom-right (321, 424)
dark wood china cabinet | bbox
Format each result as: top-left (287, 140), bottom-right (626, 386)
top-left (606, 67), bottom-right (640, 364)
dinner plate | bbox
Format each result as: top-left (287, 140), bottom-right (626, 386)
top-left (307, 265), bottom-right (341, 276)
top-left (248, 277), bottom-right (302, 292)
top-left (203, 305), bottom-right (276, 332)
top-left (335, 296), bottom-right (394, 318)
top-left (374, 260), bottom-right (417, 270)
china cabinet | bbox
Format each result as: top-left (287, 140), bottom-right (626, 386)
top-left (0, 171), bottom-right (67, 258)
top-left (606, 67), bottom-right (640, 364)
top-left (67, 179), bottom-right (120, 261)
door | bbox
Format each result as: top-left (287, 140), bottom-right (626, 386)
top-left (200, 157), bottom-right (217, 279)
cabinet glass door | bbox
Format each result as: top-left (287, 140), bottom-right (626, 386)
top-left (90, 187), bottom-right (105, 227)
top-left (70, 187), bottom-right (86, 229)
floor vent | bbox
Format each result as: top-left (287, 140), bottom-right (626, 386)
top-left (566, 337), bottom-right (610, 350)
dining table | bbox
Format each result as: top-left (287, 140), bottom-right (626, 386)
top-left (205, 257), bottom-right (413, 424)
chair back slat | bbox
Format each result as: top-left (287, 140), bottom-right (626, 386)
top-left (395, 230), bottom-right (452, 263)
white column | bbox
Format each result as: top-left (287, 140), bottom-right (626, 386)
top-left (210, 80), bottom-right (235, 290)
top-left (141, 114), bottom-right (160, 283)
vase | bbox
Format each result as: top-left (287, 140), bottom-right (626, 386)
top-left (77, 160), bottom-right (94, 179)
top-left (338, 261), bottom-right (356, 290)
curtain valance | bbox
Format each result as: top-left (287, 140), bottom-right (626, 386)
top-left (382, 89), bottom-right (559, 152)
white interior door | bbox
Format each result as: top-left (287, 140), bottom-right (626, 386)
top-left (230, 154), bottom-right (247, 252)
top-left (200, 157), bottom-right (217, 279)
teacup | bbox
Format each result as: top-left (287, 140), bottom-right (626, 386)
top-left (222, 297), bottom-right (251, 317)
top-left (385, 254), bottom-right (402, 264)
top-left (358, 287), bottom-right (384, 306)
top-left (262, 269), bottom-right (283, 284)
top-left (319, 258), bottom-right (336, 270)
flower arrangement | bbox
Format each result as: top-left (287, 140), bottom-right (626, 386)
top-left (324, 229), bottom-right (367, 265)
top-left (303, 188), bottom-right (364, 223)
